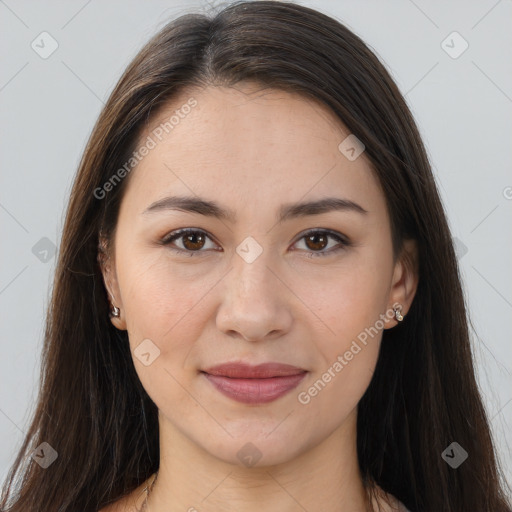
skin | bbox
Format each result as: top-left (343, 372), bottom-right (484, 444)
top-left (99, 82), bottom-right (418, 512)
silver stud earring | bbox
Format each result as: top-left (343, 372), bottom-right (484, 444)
top-left (106, 288), bottom-right (120, 318)
top-left (110, 305), bottom-right (120, 318)
top-left (394, 305), bottom-right (404, 322)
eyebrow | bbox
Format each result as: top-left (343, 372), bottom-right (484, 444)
top-left (142, 195), bottom-right (368, 223)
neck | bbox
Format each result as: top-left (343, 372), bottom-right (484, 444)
top-left (146, 408), bottom-right (374, 512)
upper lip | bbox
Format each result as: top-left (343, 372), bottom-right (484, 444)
top-left (202, 362), bottom-right (306, 378)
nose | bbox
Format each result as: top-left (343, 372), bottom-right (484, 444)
top-left (215, 249), bottom-right (293, 342)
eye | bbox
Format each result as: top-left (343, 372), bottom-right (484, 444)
top-left (160, 228), bottom-right (350, 258)
top-left (292, 229), bottom-right (350, 258)
top-left (160, 228), bottom-right (218, 256)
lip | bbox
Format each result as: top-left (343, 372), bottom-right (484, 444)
top-left (203, 362), bottom-right (306, 378)
top-left (201, 362), bottom-right (307, 404)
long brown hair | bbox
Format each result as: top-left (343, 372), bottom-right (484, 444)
top-left (1, 2), bottom-right (510, 511)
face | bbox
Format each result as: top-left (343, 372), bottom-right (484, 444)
top-left (101, 83), bottom-right (417, 467)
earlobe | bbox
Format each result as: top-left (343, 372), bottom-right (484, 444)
top-left (392, 303), bottom-right (404, 322)
top-left (97, 236), bottom-right (127, 331)
top-left (385, 239), bottom-right (419, 328)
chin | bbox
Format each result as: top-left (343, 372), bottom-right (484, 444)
top-left (200, 428), bottom-right (309, 469)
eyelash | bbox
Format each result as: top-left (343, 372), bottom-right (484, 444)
top-left (159, 228), bottom-right (351, 258)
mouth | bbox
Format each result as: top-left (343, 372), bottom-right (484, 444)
top-left (201, 362), bottom-right (307, 404)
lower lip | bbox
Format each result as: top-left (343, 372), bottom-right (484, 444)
top-left (202, 372), bottom-right (307, 404)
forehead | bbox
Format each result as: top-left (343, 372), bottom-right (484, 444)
top-left (143, 83), bottom-right (352, 165)
top-left (122, 83), bottom-right (384, 218)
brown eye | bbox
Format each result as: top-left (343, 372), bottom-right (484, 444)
top-left (161, 228), bottom-right (349, 258)
top-left (161, 228), bottom-right (217, 255)
top-left (182, 232), bottom-right (206, 251)
top-left (304, 232), bottom-right (329, 251)
top-left (293, 229), bottom-right (350, 258)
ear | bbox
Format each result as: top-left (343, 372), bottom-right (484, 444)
top-left (385, 239), bottom-right (419, 329)
top-left (97, 235), bottom-right (127, 330)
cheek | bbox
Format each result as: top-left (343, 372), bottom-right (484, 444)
top-left (302, 257), bottom-right (391, 350)
top-left (295, 271), bottom-right (386, 424)
top-left (296, 252), bottom-right (391, 401)
top-left (296, 342), bottom-right (379, 437)
top-left (117, 249), bottom-right (212, 353)
top-left (116, 251), bottom-right (214, 412)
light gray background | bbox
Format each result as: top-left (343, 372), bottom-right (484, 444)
top-left (1, 0), bottom-right (511, 488)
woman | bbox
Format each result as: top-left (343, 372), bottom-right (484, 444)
top-left (1, 1), bottom-right (510, 511)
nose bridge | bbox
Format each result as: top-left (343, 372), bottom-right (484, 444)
top-left (215, 236), bottom-right (292, 340)
top-left (231, 237), bottom-right (276, 301)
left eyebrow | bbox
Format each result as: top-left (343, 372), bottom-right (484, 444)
top-left (141, 195), bottom-right (368, 223)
